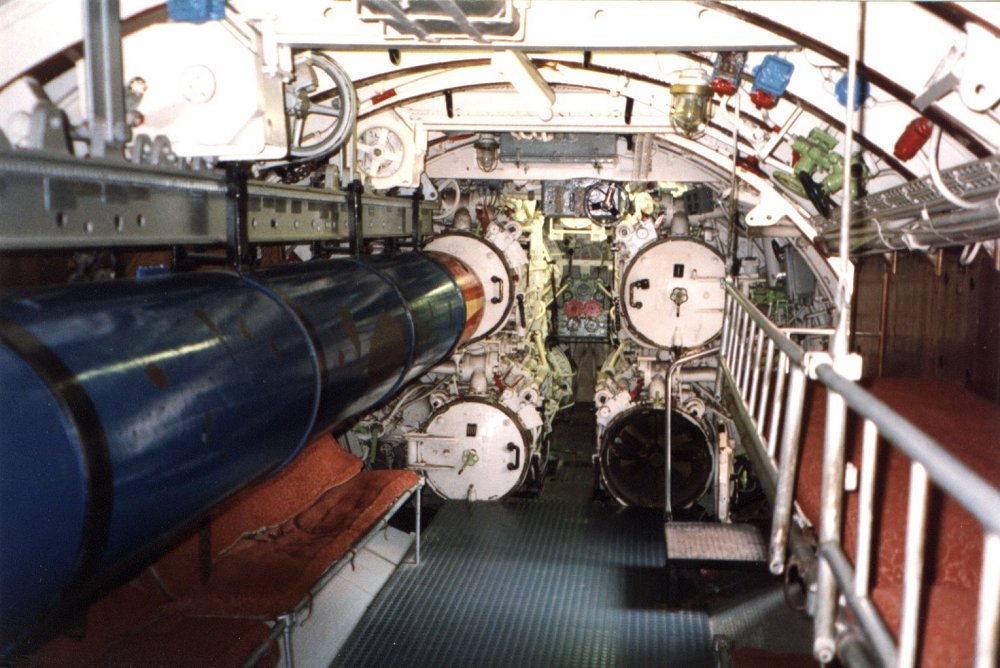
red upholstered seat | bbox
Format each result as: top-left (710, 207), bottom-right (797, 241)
top-left (211, 433), bottom-right (366, 547)
top-left (795, 378), bottom-right (1000, 667)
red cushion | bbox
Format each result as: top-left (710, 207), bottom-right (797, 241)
top-left (213, 434), bottom-right (364, 547)
top-left (23, 572), bottom-right (168, 668)
top-left (167, 470), bottom-right (420, 618)
top-left (154, 434), bottom-right (363, 595)
top-left (795, 378), bottom-right (1000, 666)
top-left (93, 614), bottom-right (278, 668)
top-left (27, 435), bottom-right (366, 666)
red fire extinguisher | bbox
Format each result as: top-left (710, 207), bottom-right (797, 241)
top-left (894, 117), bottom-right (932, 161)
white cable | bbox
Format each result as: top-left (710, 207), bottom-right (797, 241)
top-left (901, 233), bottom-right (931, 251)
top-left (872, 217), bottom-right (890, 249)
top-left (959, 242), bottom-right (982, 265)
top-left (927, 126), bottom-right (980, 210)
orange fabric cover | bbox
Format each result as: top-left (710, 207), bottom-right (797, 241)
top-left (94, 615), bottom-right (277, 668)
top-left (26, 435), bottom-right (415, 666)
top-left (153, 434), bottom-right (363, 594)
top-left (795, 378), bottom-right (1000, 667)
top-left (166, 469), bottom-right (420, 618)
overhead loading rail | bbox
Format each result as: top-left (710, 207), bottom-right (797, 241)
top-left (0, 0), bottom-right (434, 253)
top-left (0, 150), bottom-right (435, 250)
top-left (718, 283), bottom-right (1000, 668)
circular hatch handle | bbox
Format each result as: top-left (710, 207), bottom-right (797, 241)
top-left (507, 442), bottom-right (521, 471)
top-left (669, 286), bottom-right (689, 316)
top-left (490, 275), bottom-right (505, 305)
top-left (628, 278), bottom-right (650, 309)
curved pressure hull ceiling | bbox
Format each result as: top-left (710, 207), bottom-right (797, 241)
top-left (0, 1), bottom-right (997, 258)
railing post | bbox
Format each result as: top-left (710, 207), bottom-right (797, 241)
top-left (733, 310), bottom-right (751, 386)
top-left (768, 365), bottom-right (807, 575)
top-left (766, 352), bottom-right (788, 460)
top-left (414, 479), bottom-right (422, 566)
top-left (976, 532), bottom-right (1000, 668)
top-left (899, 462), bottom-right (929, 668)
top-left (814, 380), bottom-right (849, 664)
top-left (748, 328), bottom-right (765, 420)
top-left (855, 420), bottom-right (879, 597)
top-left (816, 0), bottom-right (862, 655)
top-left (278, 613), bottom-right (296, 668)
top-left (721, 291), bottom-right (734, 363)
top-left (739, 323), bottom-right (757, 400)
top-left (756, 338), bottom-right (776, 441)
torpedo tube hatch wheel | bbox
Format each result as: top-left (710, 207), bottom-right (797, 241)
top-left (598, 406), bottom-right (714, 510)
top-left (407, 399), bottom-right (531, 501)
top-left (619, 238), bottom-right (726, 350)
top-left (424, 232), bottom-right (515, 342)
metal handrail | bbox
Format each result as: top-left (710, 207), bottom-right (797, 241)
top-left (724, 285), bottom-right (807, 366)
top-left (719, 282), bottom-right (1000, 668)
top-left (814, 366), bottom-right (1000, 534)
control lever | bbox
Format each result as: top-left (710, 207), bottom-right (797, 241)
top-left (797, 171), bottom-right (832, 218)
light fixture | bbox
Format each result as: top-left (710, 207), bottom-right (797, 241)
top-left (474, 133), bottom-right (500, 172)
top-left (670, 68), bottom-right (713, 139)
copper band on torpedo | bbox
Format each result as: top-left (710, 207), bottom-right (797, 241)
top-left (426, 251), bottom-right (485, 345)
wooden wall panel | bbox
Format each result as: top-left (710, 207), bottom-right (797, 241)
top-left (853, 248), bottom-right (1000, 405)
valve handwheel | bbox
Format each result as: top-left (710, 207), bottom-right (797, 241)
top-left (286, 52), bottom-right (358, 160)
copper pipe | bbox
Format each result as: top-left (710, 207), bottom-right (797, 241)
top-left (877, 264), bottom-right (891, 377)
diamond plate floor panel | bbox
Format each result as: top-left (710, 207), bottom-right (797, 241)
top-left (665, 523), bottom-right (768, 563)
top-left (334, 500), bottom-right (713, 667)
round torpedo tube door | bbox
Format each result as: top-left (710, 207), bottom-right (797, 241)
top-left (406, 399), bottom-right (530, 501)
top-left (424, 233), bottom-right (516, 342)
top-left (619, 238), bottom-right (726, 350)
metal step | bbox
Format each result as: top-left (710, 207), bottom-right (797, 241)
top-left (665, 522), bottom-right (768, 563)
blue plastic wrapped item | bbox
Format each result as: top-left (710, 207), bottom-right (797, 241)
top-left (835, 72), bottom-right (870, 110)
top-left (167, 0), bottom-right (225, 22)
top-left (751, 55), bottom-right (795, 97)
